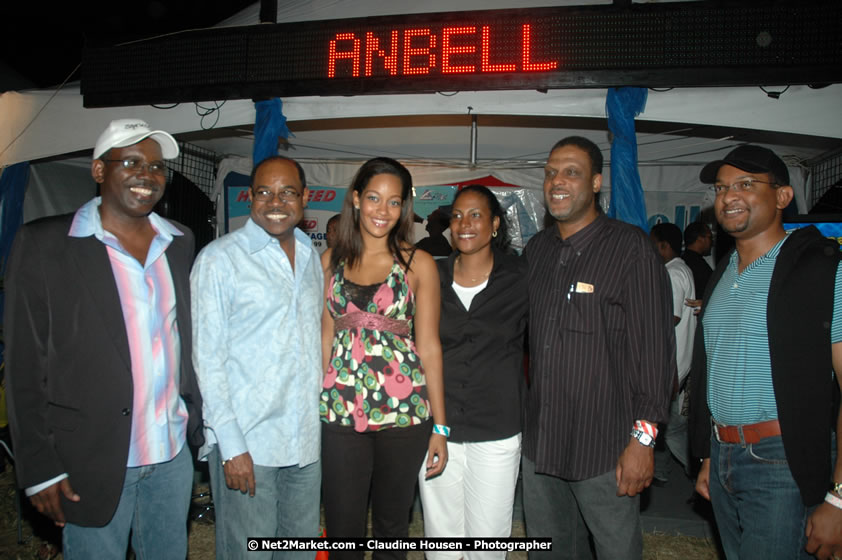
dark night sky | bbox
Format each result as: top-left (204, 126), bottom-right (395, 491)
top-left (1, 1), bottom-right (256, 90)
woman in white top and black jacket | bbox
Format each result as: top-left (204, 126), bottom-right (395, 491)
top-left (418, 185), bottom-right (528, 559)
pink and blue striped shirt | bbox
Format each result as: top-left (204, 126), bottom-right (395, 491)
top-left (70, 197), bottom-right (188, 467)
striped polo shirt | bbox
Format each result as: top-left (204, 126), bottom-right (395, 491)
top-left (705, 233), bottom-right (842, 425)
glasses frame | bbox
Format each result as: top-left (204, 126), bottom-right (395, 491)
top-left (711, 179), bottom-right (778, 196)
top-left (101, 158), bottom-right (169, 176)
top-left (250, 187), bottom-right (303, 203)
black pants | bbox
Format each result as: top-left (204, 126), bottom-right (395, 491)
top-left (321, 421), bottom-right (431, 560)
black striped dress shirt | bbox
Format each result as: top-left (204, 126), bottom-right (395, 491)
top-left (523, 214), bottom-right (676, 481)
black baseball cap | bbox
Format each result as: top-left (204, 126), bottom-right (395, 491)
top-left (699, 145), bottom-right (790, 186)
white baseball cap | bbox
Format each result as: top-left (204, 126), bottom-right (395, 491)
top-left (93, 118), bottom-right (179, 160)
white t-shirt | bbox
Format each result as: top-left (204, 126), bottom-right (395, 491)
top-left (452, 279), bottom-right (488, 311)
top-left (666, 256), bottom-right (696, 385)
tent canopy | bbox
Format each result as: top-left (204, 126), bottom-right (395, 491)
top-left (2, 83), bottom-right (840, 170)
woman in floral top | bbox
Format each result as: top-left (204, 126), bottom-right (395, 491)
top-left (319, 157), bottom-right (447, 559)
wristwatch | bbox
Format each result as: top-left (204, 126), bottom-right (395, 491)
top-left (631, 428), bottom-right (656, 448)
top-left (830, 482), bottom-right (842, 496)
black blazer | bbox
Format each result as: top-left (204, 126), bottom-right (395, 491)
top-left (4, 213), bottom-right (204, 526)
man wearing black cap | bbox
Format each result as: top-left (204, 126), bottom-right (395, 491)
top-left (689, 145), bottom-right (842, 559)
top-left (4, 119), bottom-right (203, 559)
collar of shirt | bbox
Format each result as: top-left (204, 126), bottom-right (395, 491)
top-left (68, 197), bottom-right (183, 242)
top-left (728, 231), bottom-right (790, 275)
top-left (443, 245), bottom-right (510, 285)
top-left (551, 212), bottom-right (607, 253)
top-left (68, 197), bottom-right (182, 267)
top-left (67, 196), bottom-right (184, 269)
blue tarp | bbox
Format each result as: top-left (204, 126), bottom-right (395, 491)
top-left (252, 98), bottom-right (292, 167)
top-left (0, 162), bottom-right (29, 274)
top-left (0, 161), bottom-right (29, 360)
top-left (606, 87), bottom-right (649, 233)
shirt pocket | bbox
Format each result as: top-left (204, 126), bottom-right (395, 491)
top-left (562, 292), bottom-right (599, 334)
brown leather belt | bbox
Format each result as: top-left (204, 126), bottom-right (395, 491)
top-left (713, 419), bottom-right (781, 444)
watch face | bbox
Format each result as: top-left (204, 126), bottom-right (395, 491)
top-left (633, 429), bottom-right (654, 447)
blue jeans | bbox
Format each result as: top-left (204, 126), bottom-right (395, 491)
top-left (522, 456), bottom-right (639, 560)
top-left (63, 443), bottom-right (193, 560)
top-left (709, 434), bottom-right (814, 560)
top-left (209, 446), bottom-right (321, 560)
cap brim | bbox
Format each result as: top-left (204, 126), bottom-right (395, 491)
top-left (699, 160), bottom-right (726, 183)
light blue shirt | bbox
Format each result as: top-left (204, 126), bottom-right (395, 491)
top-left (705, 233), bottom-right (842, 425)
top-left (191, 218), bottom-right (323, 467)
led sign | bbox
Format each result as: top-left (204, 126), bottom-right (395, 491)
top-left (326, 24), bottom-right (558, 78)
top-left (81, 3), bottom-right (842, 107)
top-left (238, 8), bottom-right (569, 96)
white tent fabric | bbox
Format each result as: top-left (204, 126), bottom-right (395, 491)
top-left (2, 83), bottom-right (841, 169)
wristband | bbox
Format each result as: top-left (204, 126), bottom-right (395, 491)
top-left (432, 424), bottom-right (450, 438)
top-left (825, 492), bottom-right (842, 510)
top-left (634, 419), bottom-right (658, 439)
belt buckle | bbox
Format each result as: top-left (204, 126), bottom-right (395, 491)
top-left (712, 421), bottom-right (746, 445)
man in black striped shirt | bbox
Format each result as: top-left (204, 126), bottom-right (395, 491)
top-left (521, 136), bottom-right (675, 559)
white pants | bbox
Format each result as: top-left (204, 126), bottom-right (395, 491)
top-left (418, 433), bottom-right (522, 560)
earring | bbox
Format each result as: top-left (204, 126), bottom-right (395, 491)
top-left (492, 230), bottom-right (498, 238)
top-left (354, 205), bottom-right (359, 210)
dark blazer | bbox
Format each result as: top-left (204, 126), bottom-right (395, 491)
top-left (4, 212), bottom-right (204, 527)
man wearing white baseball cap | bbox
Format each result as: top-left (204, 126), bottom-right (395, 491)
top-left (4, 118), bottom-right (203, 559)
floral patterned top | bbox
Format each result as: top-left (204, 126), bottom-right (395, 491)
top-left (320, 258), bottom-right (431, 432)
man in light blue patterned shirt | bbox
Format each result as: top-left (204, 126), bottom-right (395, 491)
top-left (191, 156), bottom-right (323, 559)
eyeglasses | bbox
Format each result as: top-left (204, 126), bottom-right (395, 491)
top-left (251, 187), bottom-right (302, 203)
top-left (102, 158), bottom-right (168, 176)
top-left (711, 179), bottom-right (777, 195)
